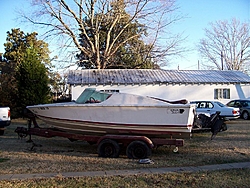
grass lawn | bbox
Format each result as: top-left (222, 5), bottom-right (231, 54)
top-left (1, 169), bottom-right (250, 188)
top-left (0, 118), bottom-right (249, 187)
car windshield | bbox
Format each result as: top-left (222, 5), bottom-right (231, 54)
top-left (214, 101), bottom-right (225, 107)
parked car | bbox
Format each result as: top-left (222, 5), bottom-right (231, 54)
top-left (0, 106), bottom-right (11, 135)
top-left (226, 99), bottom-right (250, 120)
top-left (190, 101), bottom-right (240, 120)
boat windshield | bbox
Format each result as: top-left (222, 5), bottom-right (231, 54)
top-left (75, 88), bottom-right (111, 104)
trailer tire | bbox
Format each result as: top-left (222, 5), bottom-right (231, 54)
top-left (98, 139), bottom-right (120, 158)
top-left (126, 141), bottom-right (151, 159)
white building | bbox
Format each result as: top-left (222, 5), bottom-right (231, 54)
top-left (67, 69), bottom-right (250, 104)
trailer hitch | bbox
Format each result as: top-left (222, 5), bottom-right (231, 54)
top-left (15, 127), bottom-right (29, 138)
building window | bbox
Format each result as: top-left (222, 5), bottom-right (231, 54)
top-left (214, 88), bottom-right (230, 99)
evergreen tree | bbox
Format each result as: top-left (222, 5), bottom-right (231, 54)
top-left (16, 46), bottom-right (50, 110)
top-left (4, 29), bottom-right (51, 67)
top-left (0, 54), bottom-right (18, 108)
top-left (0, 29), bottom-right (51, 117)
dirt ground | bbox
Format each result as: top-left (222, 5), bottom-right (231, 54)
top-left (0, 118), bottom-right (249, 175)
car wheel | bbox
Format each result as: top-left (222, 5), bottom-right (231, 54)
top-left (242, 111), bottom-right (249, 120)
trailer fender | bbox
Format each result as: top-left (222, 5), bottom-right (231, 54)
top-left (96, 135), bottom-right (154, 149)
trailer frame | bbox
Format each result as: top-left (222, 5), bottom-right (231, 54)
top-left (15, 117), bottom-right (184, 159)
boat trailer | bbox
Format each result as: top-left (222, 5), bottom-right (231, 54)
top-left (15, 117), bottom-right (184, 159)
top-left (15, 111), bottom-right (226, 159)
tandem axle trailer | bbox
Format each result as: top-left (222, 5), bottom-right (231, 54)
top-left (15, 111), bottom-right (226, 159)
top-left (15, 117), bottom-right (184, 159)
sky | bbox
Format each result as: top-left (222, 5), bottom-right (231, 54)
top-left (0, 0), bottom-right (249, 70)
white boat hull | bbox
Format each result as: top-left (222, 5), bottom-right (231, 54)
top-left (28, 105), bottom-right (195, 138)
top-left (27, 89), bottom-right (196, 139)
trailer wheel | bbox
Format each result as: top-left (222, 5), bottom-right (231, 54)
top-left (126, 141), bottom-right (151, 159)
top-left (98, 139), bottom-right (120, 158)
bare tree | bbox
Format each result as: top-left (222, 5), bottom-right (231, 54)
top-left (198, 18), bottom-right (250, 71)
top-left (20, 0), bottom-right (184, 69)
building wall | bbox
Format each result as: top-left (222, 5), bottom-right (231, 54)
top-left (71, 83), bottom-right (250, 104)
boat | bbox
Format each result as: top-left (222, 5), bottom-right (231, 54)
top-left (26, 88), bottom-right (196, 139)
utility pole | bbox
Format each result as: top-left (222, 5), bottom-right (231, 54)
top-left (221, 51), bottom-right (223, 70)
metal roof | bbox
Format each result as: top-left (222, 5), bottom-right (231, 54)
top-left (67, 69), bottom-right (250, 85)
